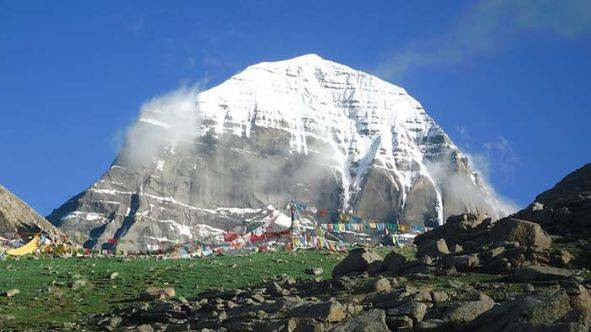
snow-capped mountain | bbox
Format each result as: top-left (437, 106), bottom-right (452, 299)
top-left (48, 54), bottom-right (511, 250)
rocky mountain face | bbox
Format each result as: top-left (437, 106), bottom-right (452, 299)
top-left (513, 163), bottom-right (591, 239)
top-left (0, 184), bottom-right (65, 242)
top-left (48, 54), bottom-right (511, 251)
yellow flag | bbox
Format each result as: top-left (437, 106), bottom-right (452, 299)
top-left (7, 235), bottom-right (40, 256)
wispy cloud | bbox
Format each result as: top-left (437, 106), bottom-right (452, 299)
top-left (375, 0), bottom-right (591, 80)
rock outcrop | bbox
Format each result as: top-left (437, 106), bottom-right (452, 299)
top-left (412, 213), bottom-right (555, 274)
top-left (47, 54), bottom-right (511, 251)
top-left (0, 184), bottom-right (68, 243)
top-left (513, 163), bottom-right (591, 239)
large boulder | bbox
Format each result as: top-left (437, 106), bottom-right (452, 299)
top-left (467, 289), bottom-right (577, 331)
top-left (331, 309), bottom-right (389, 332)
top-left (508, 266), bottom-right (574, 282)
top-left (436, 293), bottom-right (495, 325)
top-left (417, 238), bottom-right (450, 258)
top-left (332, 248), bottom-right (382, 278)
top-left (289, 301), bottom-right (347, 323)
top-left (380, 251), bottom-right (407, 274)
top-left (490, 218), bottom-right (552, 249)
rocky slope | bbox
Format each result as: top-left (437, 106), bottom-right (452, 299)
top-left (513, 163), bottom-right (591, 239)
top-left (48, 54), bottom-right (511, 251)
top-left (96, 239), bottom-right (591, 332)
top-left (0, 184), bottom-right (66, 242)
top-left (95, 176), bottom-right (591, 331)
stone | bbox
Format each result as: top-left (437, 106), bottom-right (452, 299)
top-left (305, 267), bottom-right (323, 276)
top-left (479, 247), bottom-right (506, 262)
top-left (431, 291), bottom-right (449, 303)
top-left (380, 251), bottom-right (407, 274)
top-left (467, 289), bottom-right (573, 331)
top-left (490, 218), bottom-right (552, 249)
top-left (413, 290), bottom-right (433, 302)
top-left (550, 248), bottom-right (573, 267)
top-left (3, 288), bottom-right (19, 298)
top-left (419, 255), bottom-right (433, 265)
top-left (108, 316), bottom-right (122, 329)
top-left (289, 301), bottom-right (347, 323)
top-left (71, 279), bottom-right (88, 290)
top-left (449, 243), bottom-right (464, 254)
top-left (331, 309), bottom-right (389, 332)
top-left (444, 254), bottom-right (480, 271)
top-left (509, 266), bottom-right (574, 282)
top-left (386, 315), bottom-right (413, 330)
top-left (139, 287), bottom-right (176, 301)
top-left (417, 239), bottom-right (450, 258)
top-left (415, 319), bottom-right (446, 330)
top-left (137, 324), bottom-right (154, 332)
top-left (386, 300), bottom-right (428, 322)
top-left (439, 293), bottom-right (495, 324)
top-left (268, 282), bottom-right (285, 296)
top-left (333, 276), bottom-right (355, 291)
top-left (332, 248), bottom-right (382, 278)
top-left (371, 278), bottom-right (392, 293)
top-left (447, 280), bottom-right (464, 289)
top-left (482, 258), bottom-right (512, 274)
top-left (109, 272), bottom-right (119, 280)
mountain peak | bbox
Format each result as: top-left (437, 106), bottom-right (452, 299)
top-left (48, 55), bottom-right (512, 251)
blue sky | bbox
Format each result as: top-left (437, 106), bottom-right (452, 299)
top-left (1, 1), bottom-right (590, 215)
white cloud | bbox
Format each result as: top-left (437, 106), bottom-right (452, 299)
top-left (374, 0), bottom-right (591, 80)
top-left (117, 83), bottom-right (203, 167)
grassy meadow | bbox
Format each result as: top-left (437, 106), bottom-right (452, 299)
top-left (0, 249), bottom-right (368, 330)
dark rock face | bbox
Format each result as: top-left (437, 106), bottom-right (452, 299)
top-left (513, 163), bottom-right (591, 239)
top-left (0, 184), bottom-right (67, 243)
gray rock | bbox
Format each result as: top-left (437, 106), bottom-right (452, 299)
top-left (490, 218), bottom-right (552, 249)
top-left (431, 290), bottom-right (449, 303)
top-left (289, 301), bottom-right (347, 323)
top-left (332, 248), bottom-right (382, 278)
top-left (2, 288), bottom-right (20, 298)
top-left (139, 287), bottom-right (176, 300)
top-left (386, 300), bottom-right (428, 322)
top-left (0, 184), bottom-right (70, 244)
top-left (380, 251), bottom-right (407, 274)
top-left (330, 309), bottom-right (389, 332)
top-left (385, 315), bottom-right (413, 330)
top-left (438, 293), bottom-right (495, 324)
top-left (509, 266), bottom-right (574, 282)
top-left (305, 267), bottom-right (323, 276)
top-left (417, 239), bottom-right (450, 257)
top-left (368, 278), bottom-right (392, 293)
top-left (467, 289), bottom-right (574, 331)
